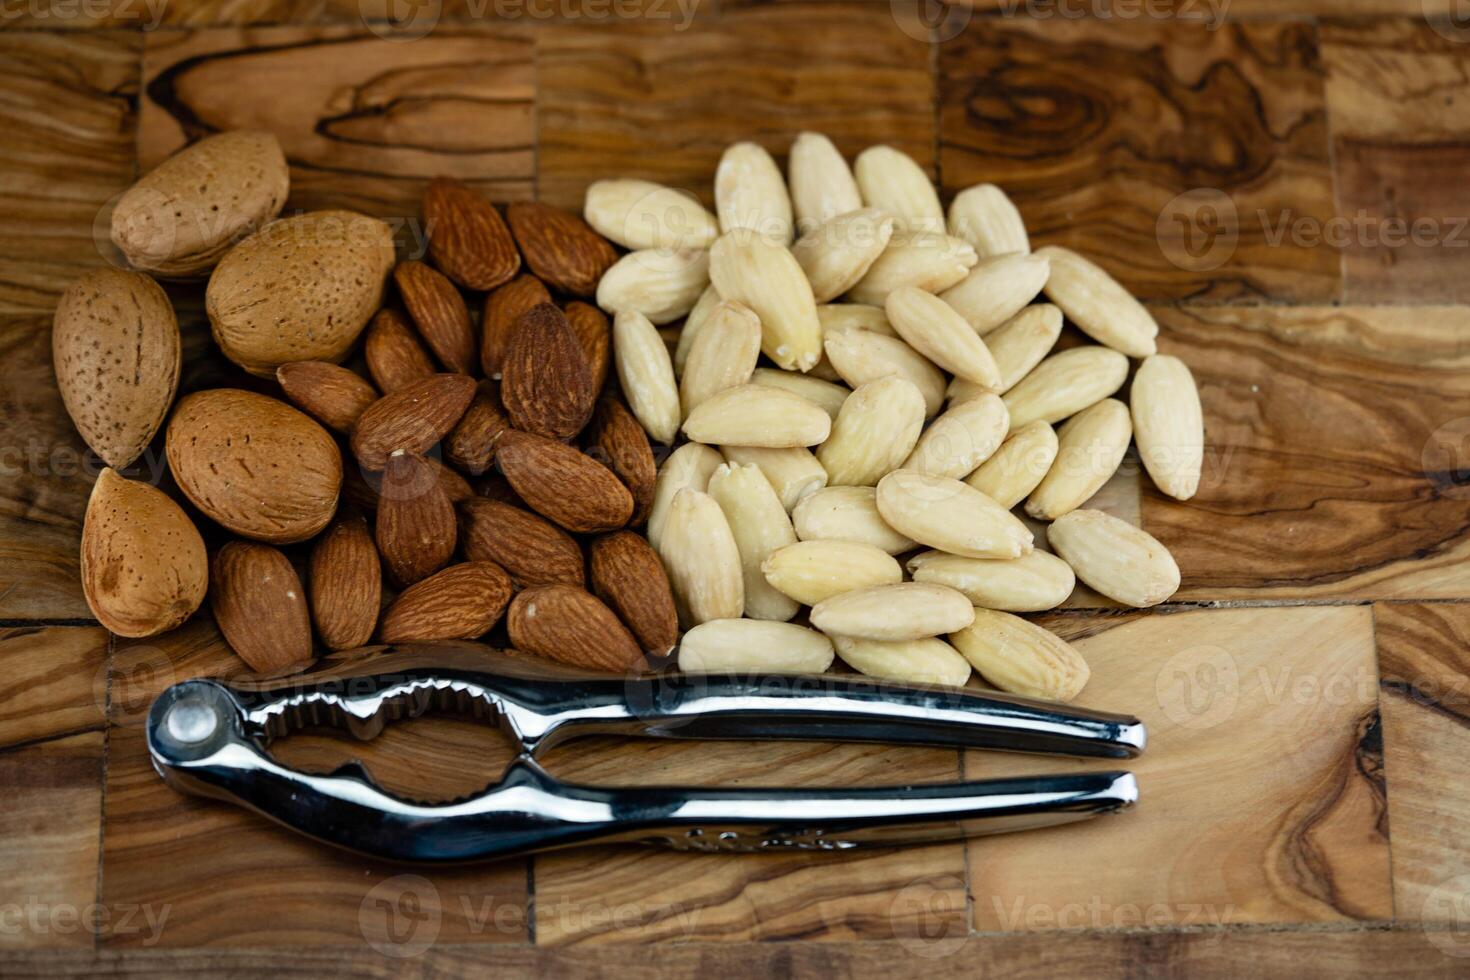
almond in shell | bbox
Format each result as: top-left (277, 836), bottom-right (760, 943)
top-left (423, 176), bottom-right (520, 291)
top-left (308, 514), bottom-right (382, 651)
top-left (508, 585), bottom-right (645, 672)
top-left (379, 561), bottom-right (513, 644)
top-left (459, 497), bottom-right (585, 587)
top-left (210, 540), bottom-right (313, 673)
top-left (589, 531), bottom-right (680, 657)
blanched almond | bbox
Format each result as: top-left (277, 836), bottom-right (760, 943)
top-left (707, 462), bottom-right (799, 622)
top-left (823, 328), bottom-right (946, 418)
top-left (761, 539), bottom-right (902, 606)
top-left (673, 284), bottom-right (722, 376)
top-left (720, 446), bottom-right (828, 511)
top-left (853, 145), bottom-right (944, 234)
top-left (596, 248), bottom-right (710, 325)
top-left (1002, 346), bottom-right (1129, 429)
top-left (709, 230), bottom-right (823, 371)
top-left (965, 420), bottom-right (1058, 508)
top-left (908, 548), bottom-right (1076, 612)
top-left (680, 300), bottom-right (761, 414)
top-left (980, 303), bottom-right (1063, 394)
top-left (832, 636), bottom-right (972, 687)
top-left (660, 488), bottom-right (743, 627)
top-left (1026, 398), bottom-right (1132, 520)
top-left (810, 582), bottom-right (974, 641)
top-left (817, 376), bottom-right (926, 486)
top-left (791, 485), bottom-right (916, 555)
top-left (683, 383), bottom-right (831, 448)
top-left (950, 609), bottom-right (1090, 701)
top-left (1037, 245), bottom-right (1158, 357)
top-left (792, 208), bottom-right (893, 303)
top-left (1048, 509), bottom-right (1180, 608)
top-left (613, 309), bottom-right (681, 444)
top-left (584, 178), bottom-right (719, 251)
top-left (788, 132), bottom-right (863, 233)
top-left (679, 618), bottom-right (834, 674)
top-left (1131, 354), bottom-right (1203, 501)
top-left (647, 442), bottom-right (724, 552)
top-left (817, 303), bottom-right (895, 337)
top-left (885, 286), bottom-right (1001, 388)
top-left (750, 367), bottom-right (849, 421)
top-left (902, 392), bottom-right (1009, 480)
top-left (947, 184), bottom-right (1030, 258)
top-left (847, 231), bottom-right (977, 305)
top-left (715, 141), bottom-right (794, 245)
top-left (939, 253), bottom-right (1051, 336)
top-left (876, 469), bottom-right (1033, 559)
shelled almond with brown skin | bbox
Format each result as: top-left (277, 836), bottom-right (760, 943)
top-left (1001, 346), bottom-right (1130, 430)
top-left (365, 309), bottom-right (436, 394)
top-left (276, 361), bottom-right (378, 434)
top-left (564, 301), bottom-right (611, 393)
top-left (395, 260), bottom-right (477, 376)
top-left (613, 309), bottom-right (682, 445)
top-left (167, 389), bottom-right (342, 544)
top-left (445, 380), bottom-right (510, 476)
top-left (875, 469), bottom-right (1032, 559)
top-left (938, 253), bottom-right (1050, 336)
top-left (423, 176), bottom-right (520, 291)
top-left (375, 451), bottom-right (456, 586)
top-left (791, 486), bottom-right (916, 555)
top-left (647, 442), bottom-right (724, 552)
top-left (846, 231), bottom-right (977, 306)
top-left (817, 376), bottom-right (925, 487)
top-left (506, 200), bottom-right (618, 298)
top-left (495, 429), bottom-right (634, 533)
top-left (308, 514), bottom-right (381, 651)
top-left (590, 531), bottom-right (680, 657)
top-left (810, 582), bottom-right (974, 642)
top-left (479, 274), bottom-right (551, 379)
top-left (761, 539), bottom-right (902, 607)
top-left (1026, 398), bottom-right (1132, 521)
top-left (508, 584), bottom-right (645, 672)
top-left (965, 420), bottom-right (1058, 509)
top-left (709, 230), bottom-right (823, 372)
top-left (1131, 354), bottom-right (1204, 501)
top-left (53, 268), bottom-right (180, 470)
top-left (707, 462), bottom-right (800, 622)
top-left (908, 548), bottom-right (1076, 613)
top-left (1047, 509), bottom-right (1180, 608)
top-left (950, 609), bottom-right (1089, 702)
top-left (1036, 246), bottom-right (1158, 358)
top-left (459, 497), bottom-right (584, 587)
top-left (210, 541), bottom-right (312, 673)
top-left (832, 636), bottom-right (972, 688)
top-left (823, 328), bottom-right (946, 418)
top-left (682, 384), bottom-right (831, 449)
top-left (791, 208), bottom-right (893, 303)
top-left (589, 397), bottom-right (658, 525)
top-left (885, 286), bottom-right (1001, 388)
top-left (902, 392), bottom-right (1009, 481)
top-left (596, 248), bottom-right (710, 325)
top-left (350, 373), bottom-right (477, 471)
top-left (659, 488), bottom-right (744, 628)
top-left (379, 561), bottom-right (514, 644)
top-left (500, 303), bottom-right (595, 440)
top-left (679, 619), bottom-right (835, 675)
top-left (81, 469), bottom-right (207, 638)
top-left (680, 300), bottom-right (762, 415)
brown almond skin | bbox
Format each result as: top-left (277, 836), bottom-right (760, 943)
top-left (81, 468), bottom-right (207, 638)
top-left (365, 308), bottom-right (436, 394)
top-left (395, 260), bottom-right (477, 375)
top-left (481, 274), bottom-right (551, 378)
top-left (588, 397), bottom-right (657, 526)
top-left (589, 532), bottom-right (678, 657)
top-left (423, 177), bottom-right (520, 291)
top-left (276, 361), bottom-right (378, 434)
top-left (309, 514), bottom-right (382, 650)
top-left (474, 473), bottom-right (522, 507)
top-left (445, 379), bottom-right (510, 476)
top-left (506, 201), bottom-right (618, 298)
top-left (432, 456), bottom-right (475, 502)
top-left (501, 303), bottom-right (596, 441)
top-left (167, 389), bottom-right (342, 544)
top-left (350, 373), bottom-right (477, 471)
top-left (495, 429), bottom-right (634, 533)
top-left (210, 540), bottom-right (313, 673)
top-left (379, 561), bottom-right (513, 644)
top-left (459, 497), bottom-right (585, 587)
top-left (345, 454), bottom-right (471, 511)
top-left (563, 301), bottom-right (610, 393)
top-left (507, 585), bottom-right (644, 672)
top-left (376, 451), bottom-right (457, 586)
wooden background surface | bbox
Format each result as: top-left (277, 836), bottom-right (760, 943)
top-left (4, 1), bottom-right (1470, 975)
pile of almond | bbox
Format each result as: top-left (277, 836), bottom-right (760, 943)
top-left (585, 134), bottom-right (1202, 702)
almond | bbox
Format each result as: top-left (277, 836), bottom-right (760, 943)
top-left (53, 268), bottom-right (180, 470)
top-left (481, 274), bottom-right (551, 378)
top-left (501, 303), bottom-right (596, 440)
top-left (885, 286), bottom-right (1001, 387)
top-left (749, 367), bottom-right (849, 421)
top-left (817, 376), bottom-right (926, 486)
top-left (613, 309), bottom-right (681, 444)
top-left (679, 619), bottom-right (834, 675)
top-left (81, 468), bottom-right (206, 638)
top-left (875, 469), bottom-right (1033, 559)
top-left (350, 454), bottom-right (471, 512)
top-left (659, 488), bottom-right (743, 627)
top-left (938, 253), bottom-right (1050, 336)
top-left (647, 442), bottom-right (724, 552)
top-left (375, 451), bottom-right (456, 586)
top-left (583, 179), bottom-right (720, 251)
top-left (365, 308), bottom-right (436, 394)
top-left (832, 636), bottom-right (972, 687)
top-left (788, 132), bottom-right (863, 234)
top-left (950, 609), bottom-right (1090, 702)
top-left (1026, 398), bottom-right (1132, 520)
top-left (908, 548), bottom-right (1076, 613)
top-left (946, 184), bottom-right (1030, 259)
top-left (853, 145), bottom-right (944, 234)
top-left (902, 391), bottom-right (1009, 481)
top-left (423, 176), bottom-right (521, 290)
top-left (707, 462), bottom-right (800, 622)
top-left (761, 539), bottom-right (902, 606)
top-left (823, 328), bottom-right (946, 418)
top-left (817, 302), bottom-right (895, 337)
top-left (1047, 509), bottom-right (1181, 608)
top-left (708, 230), bottom-right (823, 372)
top-left (715, 141), bottom-right (794, 245)
top-left (276, 361), bottom-right (378, 434)
top-left (350, 373), bottom-right (477, 471)
top-left (308, 514), bottom-right (381, 651)
top-left (506, 200), bottom-right (618, 298)
top-left (1002, 346), bottom-right (1130, 430)
top-left (965, 420), bottom-right (1059, 509)
top-left (596, 248), bottom-right (710, 325)
top-left (459, 497), bottom-right (584, 587)
top-left (1131, 354), bottom-right (1204, 501)
top-left (682, 383), bottom-right (831, 449)
top-left (564, 301), bottom-right (611, 393)
top-left (810, 582), bottom-right (974, 642)
top-left (680, 300), bottom-right (761, 414)
top-left (495, 429), bottom-right (634, 532)
top-left (791, 208), bottom-right (894, 303)
top-left (1037, 246), bottom-right (1159, 357)
top-left (379, 561), bottom-right (513, 644)
top-left (791, 485), bottom-right (915, 555)
top-left (167, 389), bottom-right (341, 544)
top-left (719, 446), bottom-right (828, 512)
top-left (973, 303), bottom-right (1063, 395)
top-left (673, 285), bottom-right (722, 376)
top-left (847, 231), bottom-right (977, 305)
top-left (588, 397), bottom-right (657, 525)
top-left (507, 584), bottom-right (644, 672)
top-left (444, 380), bottom-right (510, 476)
top-left (589, 531), bottom-right (679, 657)
top-left (394, 260), bottom-right (477, 376)
top-left (209, 540), bottom-right (312, 673)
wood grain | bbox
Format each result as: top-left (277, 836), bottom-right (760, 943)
top-left (1142, 304), bottom-right (1470, 601)
top-left (0, 627), bottom-right (108, 749)
top-left (938, 19), bottom-right (1339, 303)
top-left (965, 604), bottom-right (1390, 928)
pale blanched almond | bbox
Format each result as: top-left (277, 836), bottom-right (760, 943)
top-left (720, 446), bottom-right (828, 511)
top-left (902, 392), bottom-right (1009, 480)
top-left (788, 132), bottom-right (863, 233)
top-left (683, 383), bottom-right (831, 448)
top-left (707, 462), bottom-right (800, 622)
top-left (1131, 354), bottom-right (1203, 501)
top-left (761, 539), bottom-right (902, 606)
top-left (750, 367), bottom-right (849, 421)
top-left (950, 609), bottom-right (1090, 702)
top-left (939, 253), bottom-right (1051, 336)
top-left (817, 303), bottom-right (895, 337)
top-left (673, 284), bottom-right (722, 376)
top-left (584, 179), bottom-right (720, 251)
top-left (709, 230), bottom-right (823, 371)
top-left (853, 145), bottom-right (944, 234)
top-left (876, 469), bottom-right (1033, 559)
top-left (792, 209), bottom-right (894, 303)
top-left (648, 442), bottom-right (724, 552)
top-left (908, 548), bottom-right (1076, 612)
top-left (823, 329), bottom-right (946, 418)
top-left (980, 304), bottom-right (1063, 394)
top-left (1026, 398), bottom-right (1132, 520)
top-left (947, 184), bottom-right (1030, 258)
top-left (965, 420), bottom-right (1059, 509)
top-left (716, 142), bottom-right (794, 245)
top-left (810, 582), bottom-right (974, 641)
top-left (847, 231), bottom-right (977, 305)
top-left (1048, 509), bottom-right (1180, 608)
top-left (885, 287), bottom-right (1001, 388)
top-left (1002, 346), bottom-right (1130, 429)
top-left (660, 488), bottom-right (744, 626)
top-left (613, 309), bottom-right (681, 444)
top-left (832, 636), bottom-right (972, 687)
top-left (817, 376), bottom-right (926, 486)
top-left (1037, 246), bottom-right (1158, 357)
top-left (791, 486), bottom-right (916, 555)
top-left (679, 618), bottom-right (834, 674)
top-left (680, 300), bottom-right (761, 414)
top-left (597, 248), bottom-right (710, 325)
